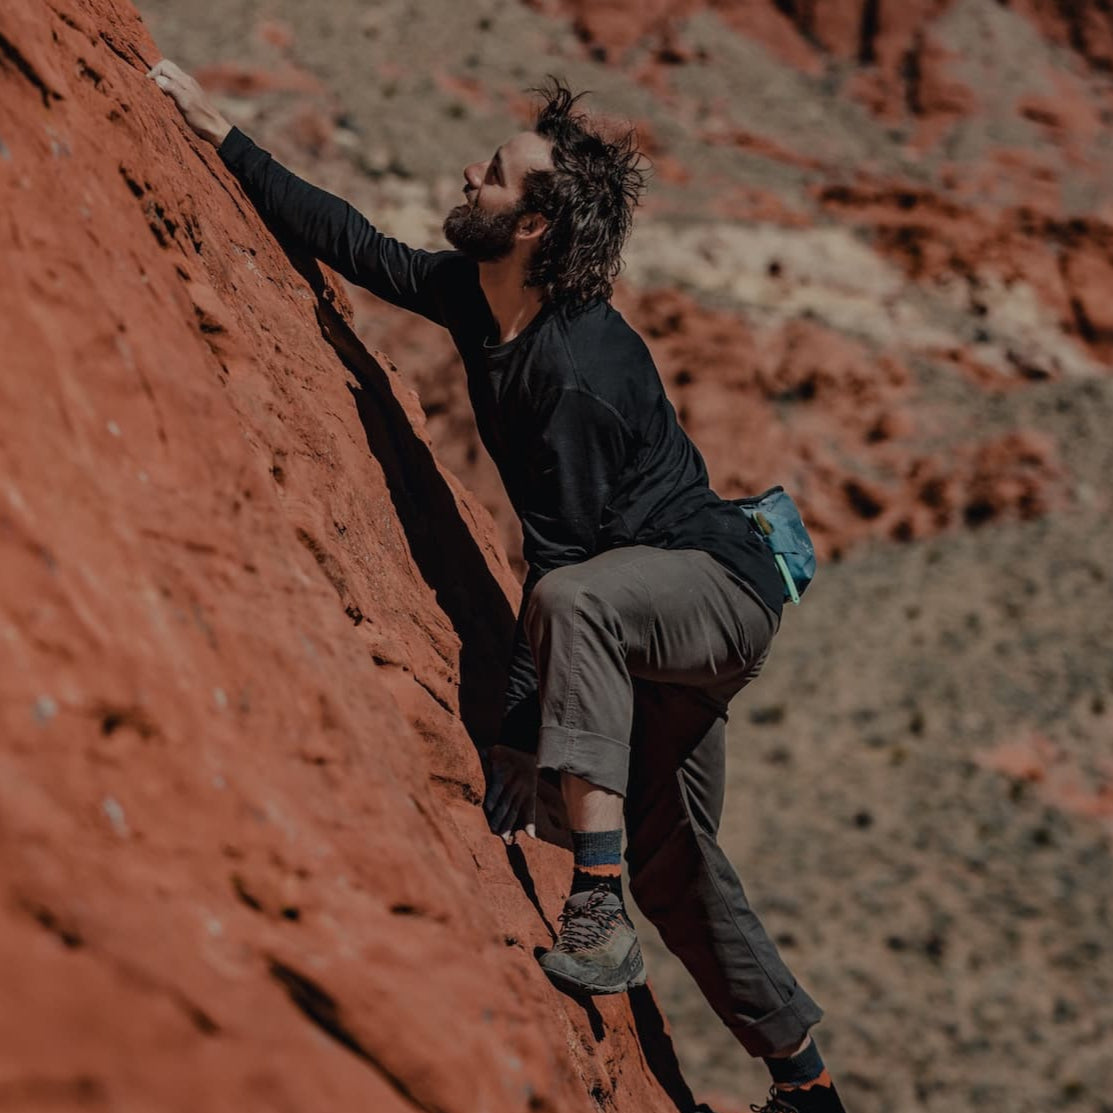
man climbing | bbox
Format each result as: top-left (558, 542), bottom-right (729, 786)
top-left (148, 58), bottom-right (846, 1113)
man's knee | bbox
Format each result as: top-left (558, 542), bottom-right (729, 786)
top-left (526, 565), bottom-right (583, 627)
top-left (526, 564), bottom-right (618, 640)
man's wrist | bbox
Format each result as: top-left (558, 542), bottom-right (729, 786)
top-left (204, 117), bottom-right (233, 148)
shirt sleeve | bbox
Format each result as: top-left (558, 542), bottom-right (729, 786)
top-left (498, 387), bottom-right (634, 752)
top-left (218, 126), bottom-right (453, 325)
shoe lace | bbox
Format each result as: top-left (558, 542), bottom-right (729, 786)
top-left (750, 1085), bottom-right (800, 1113)
top-left (555, 889), bottom-right (625, 951)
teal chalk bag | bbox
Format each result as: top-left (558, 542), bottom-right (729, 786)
top-left (730, 486), bottom-right (816, 605)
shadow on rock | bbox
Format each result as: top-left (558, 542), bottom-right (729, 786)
top-left (286, 248), bottom-right (517, 757)
top-left (628, 984), bottom-right (699, 1113)
top-left (528, 945), bottom-right (701, 1112)
top-left (506, 842), bottom-right (558, 941)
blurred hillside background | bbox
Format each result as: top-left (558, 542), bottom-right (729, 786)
top-left (134, 2), bottom-right (1112, 1110)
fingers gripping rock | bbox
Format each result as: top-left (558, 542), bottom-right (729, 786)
top-left (145, 58), bottom-right (230, 146)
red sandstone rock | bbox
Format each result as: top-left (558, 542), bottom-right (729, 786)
top-left (613, 288), bottom-right (1065, 558)
top-left (283, 103), bottom-right (339, 159)
top-left (433, 70), bottom-right (492, 112)
top-left (849, 28), bottom-right (976, 148)
top-left (0, 1), bottom-right (702, 1109)
top-left (1017, 67), bottom-right (1106, 168)
top-left (524, 0), bottom-right (823, 73)
top-left (978, 733), bottom-right (1113, 833)
top-left (255, 18), bottom-right (295, 54)
top-left (705, 183), bottom-right (812, 225)
top-left (1009, 0), bottom-right (1113, 72)
top-left (698, 124), bottom-right (826, 172)
top-left (194, 59), bottom-right (325, 97)
top-left (817, 178), bottom-right (1113, 364)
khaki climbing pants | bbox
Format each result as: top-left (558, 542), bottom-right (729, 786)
top-left (525, 545), bottom-right (824, 1058)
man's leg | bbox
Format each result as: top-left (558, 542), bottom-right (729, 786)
top-left (524, 545), bottom-right (722, 995)
top-left (539, 773), bottom-right (641, 995)
top-left (623, 681), bottom-right (826, 1054)
top-left (524, 544), bottom-right (774, 997)
top-left (525, 545), bottom-right (771, 798)
top-left (624, 688), bottom-right (844, 1111)
top-left (525, 546), bottom-right (844, 1110)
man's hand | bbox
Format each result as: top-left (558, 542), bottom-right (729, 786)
top-left (483, 745), bottom-right (537, 845)
top-left (145, 60), bottom-right (232, 148)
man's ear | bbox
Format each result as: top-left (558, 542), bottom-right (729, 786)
top-left (516, 212), bottom-right (548, 242)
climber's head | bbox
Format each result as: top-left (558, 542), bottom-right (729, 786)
top-left (443, 77), bottom-right (648, 308)
top-left (443, 129), bottom-right (553, 270)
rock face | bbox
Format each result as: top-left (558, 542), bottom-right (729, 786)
top-left (104, 0), bottom-right (1113, 1109)
top-left (0, 2), bottom-right (696, 1110)
top-left (6, 0), bottom-right (1113, 1109)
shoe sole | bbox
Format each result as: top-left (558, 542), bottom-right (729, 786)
top-left (541, 941), bottom-right (647, 997)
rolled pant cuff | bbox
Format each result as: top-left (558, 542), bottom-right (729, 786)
top-left (728, 982), bottom-right (825, 1059)
top-left (537, 726), bottom-right (630, 797)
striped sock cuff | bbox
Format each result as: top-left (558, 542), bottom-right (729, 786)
top-left (575, 862), bottom-right (621, 878)
top-left (765, 1040), bottom-right (827, 1089)
top-left (571, 828), bottom-right (622, 869)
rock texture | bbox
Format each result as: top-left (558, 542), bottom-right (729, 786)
top-left (0, 2), bottom-right (698, 1110)
top-left (8, 0), bottom-right (1113, 1110)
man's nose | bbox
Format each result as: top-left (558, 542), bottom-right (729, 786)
top-left (464, 161), bottom-right (485, 190)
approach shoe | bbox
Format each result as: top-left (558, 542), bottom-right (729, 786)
top-left (539, 886), bottom-right (647, 995)
top-left (750, 1083), bottom-right (846, 1113)
top-left (750, 1087), bottom-right (801, 1113)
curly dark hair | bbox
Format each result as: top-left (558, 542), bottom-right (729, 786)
top-left (520, 77), bottom-right (649, 309)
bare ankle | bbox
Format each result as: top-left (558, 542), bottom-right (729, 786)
top-left (766, 1033), bottom-right (812, 1059)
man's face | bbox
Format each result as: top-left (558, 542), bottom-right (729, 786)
top-left (443, 130), bottom-right (553, 261)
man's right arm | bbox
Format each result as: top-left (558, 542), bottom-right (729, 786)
top-left (148, 59), bottom-right (450, 325)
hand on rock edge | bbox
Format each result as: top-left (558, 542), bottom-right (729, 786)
top-left (483, 745), bottom-right (537, 845)
top-left (145, 59), bottom-right (232, 148)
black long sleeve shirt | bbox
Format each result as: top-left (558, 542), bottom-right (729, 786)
top-left (217, 126), bottom-right (784, 749)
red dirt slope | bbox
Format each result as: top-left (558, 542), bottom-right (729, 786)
top-left (0, 1), bottom-right (697, 1110)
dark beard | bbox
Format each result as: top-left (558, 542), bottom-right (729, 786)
top-left (443, 199), bottom-right (523, 261)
